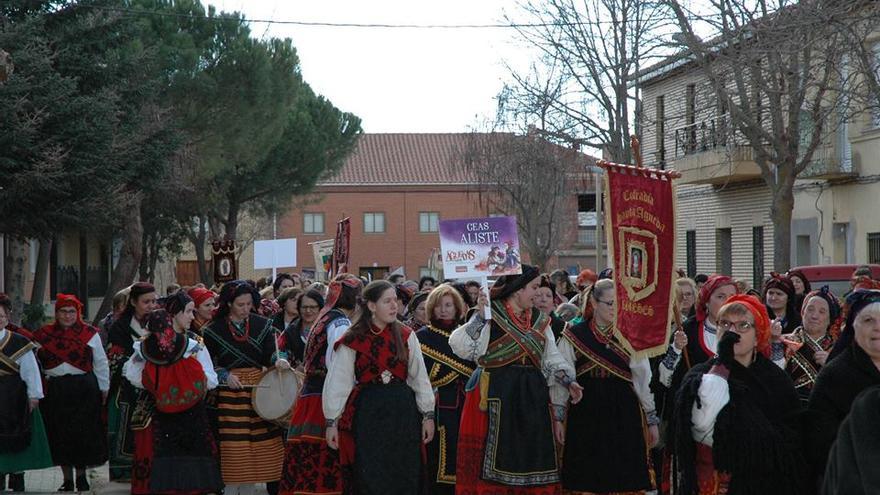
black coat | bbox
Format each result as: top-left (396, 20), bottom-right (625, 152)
top-left (807, 344), bottom-right (880, 478)
top-left (673, 354), bottom-right (809, 495)
top-left (822, 385), bottom-right (880, 495)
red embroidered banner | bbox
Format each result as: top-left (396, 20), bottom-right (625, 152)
top-left (599, 161), bottom-right (678, 357)
top-left (332, 217), bottom-right (351, 275)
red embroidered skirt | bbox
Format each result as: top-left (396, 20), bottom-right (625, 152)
top-left (279, 393), bottom-right (343, 495)
top-left (456, 386), bottom-right (561, 495)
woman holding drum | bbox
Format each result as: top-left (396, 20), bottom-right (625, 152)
top-left (202, 280), bottom-right (290, 495)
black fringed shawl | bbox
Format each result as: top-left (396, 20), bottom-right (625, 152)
top-left (672, 354), bottom-right (810, 495)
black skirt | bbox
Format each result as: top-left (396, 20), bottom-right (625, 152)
top-left (149, 402), bottom-right (222, 493)
top-left (352, 382), bottom-right (422, 495)
top-left (42, 373), bottom-right (107, 467)
top-left (0, 375), bottom-right (30, 454)
top-left (561, 375), bottom-right (653, 492)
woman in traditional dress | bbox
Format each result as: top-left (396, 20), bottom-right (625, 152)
top-left (188, 287), bottom-right (217, 337)
top-left (279, 276), bottom-right (360, 495)
top-left (780, 286), bottom-right (840, 403)
top-left (32, 294), bottom-right (109, 492)
top-left (277, 289), bottom-right (323, 368)
top-left (550, 269), bottom-right (578, 302)
top-left (404, 291), bottom-right (429, 331)
top-left (554, 279), bottom-right (659, 494)
top-left (416, 284), bottom-right (474, 494)
top-left (272, 287), bottom-right (303, 332)
top-left (123, 300), bottom-right (222, 495)
top-left (672, 294), bottom-right (808, 495)
top-left (0, 297), bottom-right (52, 492)
top-left (786, 269), bottom-right (812, 314)
top-left (202, 280), bottom-right (290, 495)
top-left (107, 282), bottom-right (159, 481)
top-left (675, 278), bottom-right (697, 321)
top-left (534, 274), bottom-right (566, 338)
top-left (449, 265), bottom-right (582, 495)
top-left (652, 275), bottom-right (737, 493)
top-left (763, 273), bottom-right (802, 335)
top-left (323, 280), bottom-right (435, 494)
top-left (807, 289), bottom-right (880, 485)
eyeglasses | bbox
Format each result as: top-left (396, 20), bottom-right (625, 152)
top-left (57, 309), bottom-right (78, 315)
top-left (717, 320), bottom-right (755, 333)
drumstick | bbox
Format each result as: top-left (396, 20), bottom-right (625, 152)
top-left (274, 328), bottom-right (287, 394)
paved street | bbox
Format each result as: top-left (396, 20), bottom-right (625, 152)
top-left (13, 464), bottom-right (269, 494)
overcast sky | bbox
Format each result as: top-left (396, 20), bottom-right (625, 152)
top-left (208, 0), bottom-right (534, 133)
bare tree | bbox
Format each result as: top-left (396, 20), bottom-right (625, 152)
top-left (505, 0), bottom-right (673, 162)
top-left (662, 0), bottom-right (847, 271)
top-left (457, 130), bottom-right (593, 271)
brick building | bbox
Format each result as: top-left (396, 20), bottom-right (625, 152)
top-left (196, 133), bottom-right (602, 283)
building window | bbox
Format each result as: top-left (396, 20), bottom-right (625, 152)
top-left (303, 213), bottom-right (324, 234)
top-left (419, 266), bottom-right (440, 279)
top-left (656, 95), bottom-right (665, 165)
top-left (686, 230), bottom-right (697, 278)
top-left (363, 212), bottom-right (385, 233)
top-left (419, 212), bottom-right (440, 233)
top-left (752, 226), bottom-right (764, 289)
top-left (716, 228), bottom-right (732, 276)
top-left (869, 233), bottom-right (880, 263)
top-left (359, 266), bottom-right (389, 281)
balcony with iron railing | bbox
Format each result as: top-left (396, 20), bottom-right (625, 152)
top-left (667, 115), bottom-right (855, 184)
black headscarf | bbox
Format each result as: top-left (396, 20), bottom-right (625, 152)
top-left (829, 289), bottom-right (880, 362)
top-left (162, 291), bottom-right (193, 317)
top-left (214, 280), bottom-right (261, 321)
top-left (490, 264), bottom-right (540, 300)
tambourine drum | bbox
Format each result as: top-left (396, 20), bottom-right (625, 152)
top-left (251, 367), bottom-right (303, 427)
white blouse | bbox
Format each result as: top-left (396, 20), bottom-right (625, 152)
top-left (448, 313), bottom-right (575, 386)
top-left (0, 328), bottom-right (43, 399)
top-left (323, 331), bottom-right (435, 422)
top-left (122, 338), bottom-right (218, 390)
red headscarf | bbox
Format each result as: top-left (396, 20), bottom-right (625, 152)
top-left (188, 287), bottom-right (216, 308)
top-left (721, 294), bottom-right (772, 358)
top-left (576, 269), bottom-right (598, 289)
top-left (696, 275), bottom-right (737, 323)
top-left (55, 293), bottom-right (85, 327)
top-left (851, 275), bottom-right (880, 291)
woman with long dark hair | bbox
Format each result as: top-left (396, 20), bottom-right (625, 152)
top-left (323, 280), bottom-right (435, 494)
top-left (279, 275), bottom-right (361, 495)
top-left (107, 282), bottom-right (159, 481)
top-left (202, 280), bottom-right (290, 495)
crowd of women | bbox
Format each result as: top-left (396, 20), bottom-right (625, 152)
top-left (1, 264), bottom-right (879, 494)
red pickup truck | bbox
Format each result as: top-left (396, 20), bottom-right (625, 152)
top-left (789, 264), bottom-right (880, 297)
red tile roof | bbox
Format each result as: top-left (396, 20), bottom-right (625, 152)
top-left (320, 133), bottom-right (599, 187)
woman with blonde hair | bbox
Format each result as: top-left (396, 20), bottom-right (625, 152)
top-left (416, 284), bottom-right (472, 494)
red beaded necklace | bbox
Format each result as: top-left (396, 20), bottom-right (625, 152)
top-left (227, 317), bottom-right (250, 343)
top-left (504, 300), bottom-right (531, 330)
